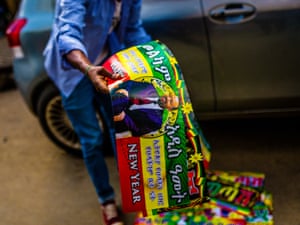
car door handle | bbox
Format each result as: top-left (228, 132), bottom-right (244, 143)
top-left (209, 3), bottom-right (256, 24)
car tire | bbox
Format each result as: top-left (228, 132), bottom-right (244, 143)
top-left (37, 84), bottom-right (82, 156)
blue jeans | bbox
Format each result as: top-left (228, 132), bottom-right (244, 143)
top-left (61, 77), bottom-right (116, 204)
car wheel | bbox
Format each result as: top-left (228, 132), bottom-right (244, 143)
top-left (37, 84), bottom-right (82, 156)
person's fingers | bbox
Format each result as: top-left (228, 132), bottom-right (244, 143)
top-left (96, 66), bottom-right (121, 80)
top-left (92, 75), bottom-right (109, 93)
top-left (98, 80), bottom-right (109, 93)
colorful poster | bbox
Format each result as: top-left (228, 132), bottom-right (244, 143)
top-left (103, 40), bottom-right (210, 216)
top-left (134, 170), bottom-right (273, 225)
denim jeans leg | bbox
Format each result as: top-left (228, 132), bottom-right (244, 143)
top-left (61, 77), bottom-right (115, 204)
top-left (94, 92), bottom-right (117, 158)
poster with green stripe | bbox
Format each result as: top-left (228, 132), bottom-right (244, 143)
top-left (104, 40), bottom-right (210, 216)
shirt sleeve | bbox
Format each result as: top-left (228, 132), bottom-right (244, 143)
top-left (56, 0), bottom-right (88, 69)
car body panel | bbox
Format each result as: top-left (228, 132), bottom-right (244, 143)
top-left (202, 0), bottom-right (300, 112)
top-left (12, 0), bottom-right (54, 112)
top-left (142, 0), bottom-right (215, 114)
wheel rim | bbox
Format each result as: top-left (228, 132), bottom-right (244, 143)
top-left (45, 95), bottom-right (81, 151)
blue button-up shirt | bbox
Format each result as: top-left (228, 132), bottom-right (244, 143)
top-left (43, 0), bottom-right (151, 97)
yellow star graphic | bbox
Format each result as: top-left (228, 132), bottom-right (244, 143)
top-left (189, 153), bottom-right (204, 164)
top-left (182, 102), bottom-right (193, 114)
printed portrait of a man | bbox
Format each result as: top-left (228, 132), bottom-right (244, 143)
top-left (111, 80), bottom-right (179, 137)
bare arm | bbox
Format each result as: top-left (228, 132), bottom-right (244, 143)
top-left (65, 50), bottom-right (120, 93)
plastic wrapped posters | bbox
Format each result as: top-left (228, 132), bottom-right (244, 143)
top-left (103, 40), bottom-right (211, 216)
top-left (134, 170), bottom-right (273, 225)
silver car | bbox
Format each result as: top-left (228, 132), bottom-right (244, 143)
top-left (6, 0), bottom-right (300, 155)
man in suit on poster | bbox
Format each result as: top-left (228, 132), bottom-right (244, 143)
top-left (111, 80), bottom-right (179, 136)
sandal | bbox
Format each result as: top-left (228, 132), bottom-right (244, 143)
top-left (101, 200), bottom-right (124, 225)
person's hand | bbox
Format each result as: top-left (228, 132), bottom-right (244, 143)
top-left (64, 50), bottom-right (121, 93)
top-left (86, 65), bottom-right (121, 93)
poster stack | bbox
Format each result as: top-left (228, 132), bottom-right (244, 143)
top-left (134, 170), bottom-right (273, 224)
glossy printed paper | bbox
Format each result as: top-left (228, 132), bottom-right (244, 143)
top-left (104, 40), bottom-right (210, 216)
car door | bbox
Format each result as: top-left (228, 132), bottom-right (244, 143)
top-left (202, 0), bottom-right (300, 113)
top-left (141, 0), bottom-right (215, 115)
